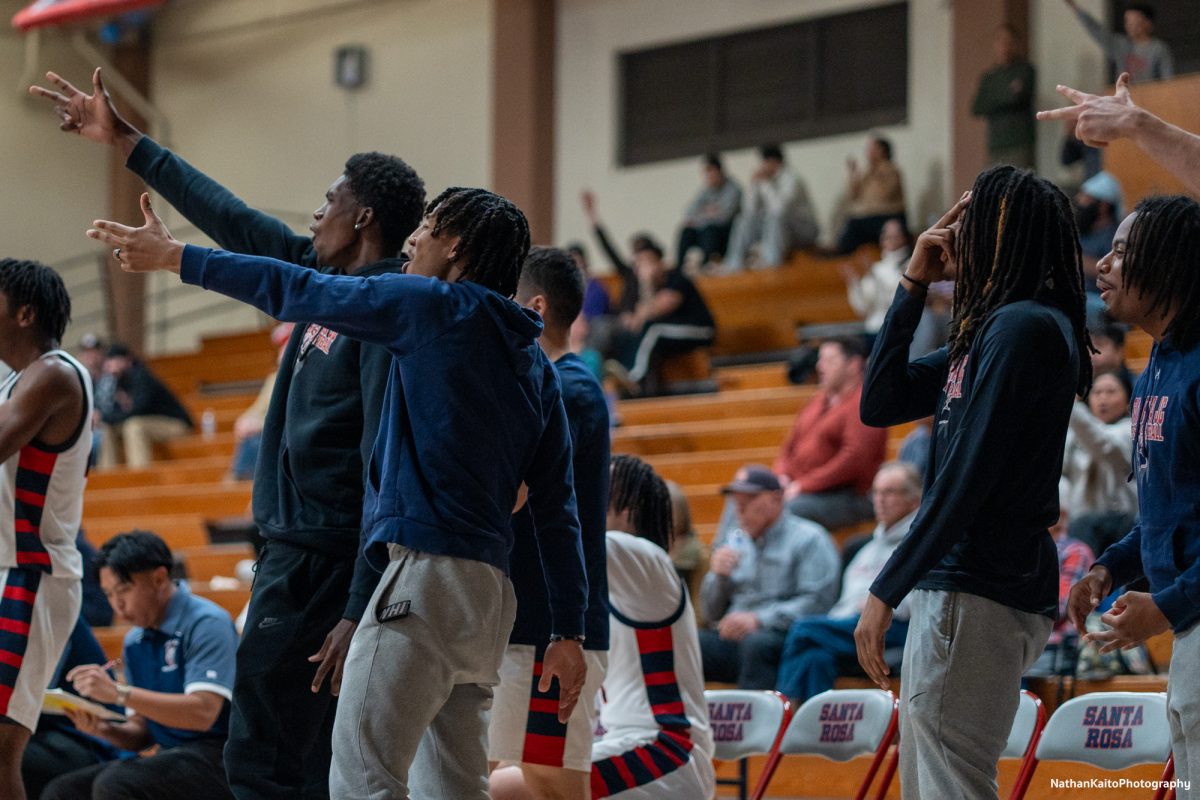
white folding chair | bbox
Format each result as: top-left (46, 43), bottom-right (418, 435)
top-left (705, 689), bottom-right (791, 800)
top-left (751, 688), bottom-right (897, 800)
top-left (1014, 691), bottom-right (1174, 800)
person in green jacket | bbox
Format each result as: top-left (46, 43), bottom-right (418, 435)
top-left (972, 25), bottom-right (1037, 169)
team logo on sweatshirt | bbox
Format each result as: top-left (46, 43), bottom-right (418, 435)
top-left (942, 357), bottom-right (969, 409)
top-left (1131, 395), bottom-right (1168, 444)
top-left (300, 324), bottom-right (339, 356)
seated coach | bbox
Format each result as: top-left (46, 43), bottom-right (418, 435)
top-left (43, 531), bottom-right (237, 800)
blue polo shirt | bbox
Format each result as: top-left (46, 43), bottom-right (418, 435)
top-left (122, 584), bottom-right (238, 749)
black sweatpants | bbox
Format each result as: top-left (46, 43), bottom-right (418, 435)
top-left (23, 728), bottom-right (114, 800)
top-left (42, 738), bottom-right (232, 800)
top-left (223, 540), bottom-right (358, 800)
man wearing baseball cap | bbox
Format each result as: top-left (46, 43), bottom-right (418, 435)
top-left (698, 465), bottom-right (839, 689)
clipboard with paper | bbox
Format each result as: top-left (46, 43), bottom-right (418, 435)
top-left (42, 688), bottom-right (128, 722)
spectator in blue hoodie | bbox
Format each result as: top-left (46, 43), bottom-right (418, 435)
top-left (87, 187), bottom-right (590, 800)
top-left (1068, 194), bottom-right (1200, 795)
top-left (854, 166), bottom-right (1091, 799)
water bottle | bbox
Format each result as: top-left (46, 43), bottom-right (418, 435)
top-left (201, 408), bottom-right (216, 441)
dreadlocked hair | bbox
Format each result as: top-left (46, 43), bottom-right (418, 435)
top-left (609, 454), bottom-right (674, 553)
top-left (948, 165), bottom-right (1093, 395)
top-left (0, 258), bottom-right (71, 343)
top-left (1123, 195), bottom-right (1200, 350)
top-left (426, 187), bottom-right (530, 298)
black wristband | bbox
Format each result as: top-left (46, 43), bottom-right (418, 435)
top-left (550, 633), bottom-right (586, 644)
top-left (901, 272), bottom-right (930, 290)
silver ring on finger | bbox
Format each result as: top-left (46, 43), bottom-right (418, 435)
top-left (113, 248), bottom-right (122, 261)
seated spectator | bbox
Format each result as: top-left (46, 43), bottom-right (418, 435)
top-left (1060, 119), bottom-right (1103, 186)
top-left (725, 144), bottom-right (819, 270)
top-left (677, 153), bottom-right (742, 269)
top-left (1089, 320), bottom-right (1137, 387)
top-left (44, 531), bottom-right (237, 800)
top-left (1075, 171), bottom-right (1124, 324)
top-left (897, 417), bottom-right (933, 477)
top-left (227, 322), bottom-right (293, 481)
top-left (698, 466), bottom-right (838, 689)
top-left (77, 334), bottom-right (108, 466)
top-left (609, 239), bottom-right (716, 396)
top-left (22, 619), bottom-right (128, 798)
top-left (1026, 492), bottom-right (1095, 676)
top-left (774, 337), bottom-right (887, 531)
top-left (491, 455), bottom-right (716, 800)
top-left (836, 134), bottom-right (907, 254)
top-left (579, 190), bottom-right (642, 316)
top-left (1062, 369), bottom-right (1137, 556)
top-left (566, 241), bottom-right (612, 323)
top-left (96, 344), bottom-right (194, 469)
top-left (76, 531), bottom-right (113, 628)
top-left (776, 462), bottom-right (921, 702)
top-left (1064, 0), bottom-right (1174, 83)
top-left (840, 219), bottom-right (911, 340)
top-left (971, 25), bottom-right (1037, 168)
top-left (666, 480), bottom-right (703, 590)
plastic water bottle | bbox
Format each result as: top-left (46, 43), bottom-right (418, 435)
top-left (201, 408), bottom-right (216, 441)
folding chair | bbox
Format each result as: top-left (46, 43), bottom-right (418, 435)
top-left (751, 689), bottom-right (897, 800)
top-left (704, 690), bottom-right (791, 800)
top-left (871, 689), bottom-right (1046, 800)
top-left (1014, 691), bottom-right (1174, 800)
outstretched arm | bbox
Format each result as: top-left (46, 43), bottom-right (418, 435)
top-left (89, 194), bottom-right (466, 354)
top-left (31, 69), bottom-right (315, 265)
top-left (1038, 73), bottom-right (1200, 196)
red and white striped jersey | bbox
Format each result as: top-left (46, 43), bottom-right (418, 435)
top-left (0, 350), bottom-right (92, 578)
top-left (599, 529), bottom-right (712, 756)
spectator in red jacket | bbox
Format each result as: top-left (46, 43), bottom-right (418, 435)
top-left (774, 336), bottom-right (887, 530)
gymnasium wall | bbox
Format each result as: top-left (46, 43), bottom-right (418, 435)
top-left (553, 0), bottom-right (953, 256)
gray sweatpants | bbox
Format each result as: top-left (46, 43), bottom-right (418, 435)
top-left (329, 545), bottom-right (518, 800)
top-left (1169, 622), bottom-right (1200, 800)
top-left (899, 590), bottom-right (1052, 800)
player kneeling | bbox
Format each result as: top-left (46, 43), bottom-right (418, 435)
top-left (492, 455), bottom-right (714, 799)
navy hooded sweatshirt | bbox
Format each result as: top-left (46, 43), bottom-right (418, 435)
top-left (1095, 336), bottom-right (1200, 634)
top-left (508, 353), bottom-right (610, 650)
top-left (180, 245), bottom-right (588, 636)
top-left (862, 285), bottom-right (1081, 619)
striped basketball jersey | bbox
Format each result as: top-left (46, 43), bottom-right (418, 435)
top-left (592, 530), bottom-right (712, 798)
top-left (0, 350), bottom-right (93, 578)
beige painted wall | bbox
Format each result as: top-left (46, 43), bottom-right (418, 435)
top-left (554, 0), bottom-right (953, 259)
top-left (1, 0), bottom-right (493, 353)
top-left (0, 13), bottom-right (113, 347)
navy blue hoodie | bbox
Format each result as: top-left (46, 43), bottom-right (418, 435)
top-left (1096, 336), bottom-right (1200, 633)
top-left (180, 246), bottom-right (588, 636)
top-left (862, 286), bottom-right (1081, 619)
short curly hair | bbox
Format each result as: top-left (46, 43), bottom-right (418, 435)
top-left (343, 153), bottom-right (426, 257)
top-left (0, 258), bottom-right (71, 342)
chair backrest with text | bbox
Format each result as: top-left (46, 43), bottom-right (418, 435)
top-left (753, 688), bottom-right (897, 800)
top-left (705, 689), bottom-right (790, 800)
top-left (1013, 692), bottom-right (1174, 800)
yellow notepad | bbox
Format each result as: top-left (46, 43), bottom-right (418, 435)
top-left (43, 689), bottom-right (128, 722)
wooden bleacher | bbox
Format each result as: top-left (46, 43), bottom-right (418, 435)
top-left (80, 250), bottom-right (1163, 799)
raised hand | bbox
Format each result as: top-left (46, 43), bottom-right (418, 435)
top-left (1036, 73), bottom-right (1139, 148)
top-left (906, 191), bottom-right (971, 286)
top-left (88, 193), bottom-right (185, 274)
top-left (28, 68), bottom-right (142, 155)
